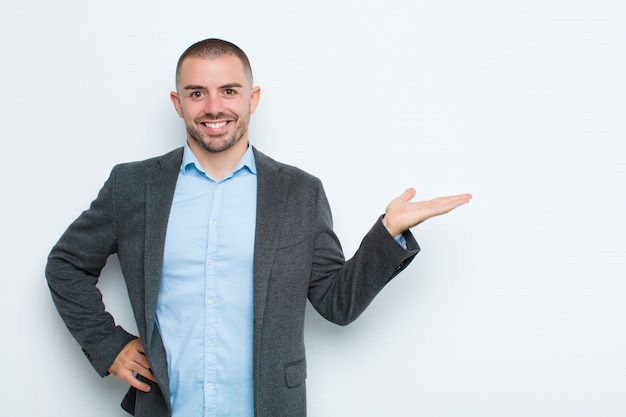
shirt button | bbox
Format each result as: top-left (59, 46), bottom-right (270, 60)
top-left (208, 260), bottom-right (214, 265)
top-left (207, 341), bottom-right (213, 347)
top-left (207, 299), bottom-right (214, 306)
top-left (206, 383), bottom-right (212, 389)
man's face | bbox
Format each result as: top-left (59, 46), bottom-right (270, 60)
top-left (171, 55), bottom-right (260, 154)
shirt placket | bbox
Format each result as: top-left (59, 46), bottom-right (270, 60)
top-left (204, 181), bottom-right (223, 417)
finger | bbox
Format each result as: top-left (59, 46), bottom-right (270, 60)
top-left (124, 371), bottom-right (153, 393)
top-left (125, 353), bottom-right (157, 383)
top-left (131, 351), bottom-right (152, 370)
top-left (427, 194), bottom-right (471, 206)
top-left (445, 193), bottom-right (472, 208)
top-left (427, 194), bottom-right (472, 215)
top-left (409, 195), bottom-right (467, 222)
top-left (133, 366), bottom-right (158, 383)
top-left (449, 193), bottom-right (472, 204)
top-left (116, 351), bottom-right (149, 374)
top-left (131, 379), bottom-right (152, 393)
top-left (125, 339), bottom-right (154, 371)
top-left (110, 339), bottom-right (157, 386)
top-left (114, 361), bottom-right (156, 391)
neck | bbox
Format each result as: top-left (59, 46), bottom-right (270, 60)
top-left (188, 138), bottom-right (249, 181)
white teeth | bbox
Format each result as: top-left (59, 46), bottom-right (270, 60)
top-left (205, 121), bottom-right (227, 129)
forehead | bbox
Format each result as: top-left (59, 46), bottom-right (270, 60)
top-left (177, 55), bottom-right (249, 88)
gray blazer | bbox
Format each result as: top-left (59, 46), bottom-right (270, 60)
top-left (46, 147), bottom-right (419, 417)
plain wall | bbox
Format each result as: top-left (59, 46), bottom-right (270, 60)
top-left (1, 0), bottom-right (625, 416)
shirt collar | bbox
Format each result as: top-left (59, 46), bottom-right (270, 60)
top-left (181, 142), bottom-right (257, 178)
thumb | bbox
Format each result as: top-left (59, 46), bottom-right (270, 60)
top-left (399, 187), bottom-right (416, 202)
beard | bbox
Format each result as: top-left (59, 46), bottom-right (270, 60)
top-left (186, 112), bottom-right (250, 153)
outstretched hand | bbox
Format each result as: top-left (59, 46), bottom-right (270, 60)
top-left (108, 338), bottom-right (157, 393)
top-left (382, 188), bottom-right (472, 237)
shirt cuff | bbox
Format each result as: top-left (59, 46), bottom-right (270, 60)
top-left (394, 233), bottom-right (407, 249)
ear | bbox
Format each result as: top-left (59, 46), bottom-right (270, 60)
top-left (170, 91), bottom-right (184, 118)
top-left (249, 86), bottom-right (261, 115)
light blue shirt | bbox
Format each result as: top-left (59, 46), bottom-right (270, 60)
top-left (157, 143), bottom-right (257, 416)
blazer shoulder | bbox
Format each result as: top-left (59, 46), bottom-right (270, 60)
top-left (112, 147), bottom-right (184, 175)
top-left (253, 147), bottom-right (321, 186)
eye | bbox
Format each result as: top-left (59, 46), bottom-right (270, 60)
top-left (224, 88), bottom-right (237, 96)
top-left (189, 90), bottom-right (204, 99)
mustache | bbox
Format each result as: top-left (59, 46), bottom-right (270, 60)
top-left (194, 112), bottom-right (236, 122)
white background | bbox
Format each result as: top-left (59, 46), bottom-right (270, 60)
top-left (2, 0), bottom-right (625, 416)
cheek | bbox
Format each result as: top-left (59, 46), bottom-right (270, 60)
top-left (180, 102), bottom-right (202, 119)
top-left (240, 101), bottom-right (254, 116)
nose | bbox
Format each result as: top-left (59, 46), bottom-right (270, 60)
top-left (203, 94), bottom-right (224, 116)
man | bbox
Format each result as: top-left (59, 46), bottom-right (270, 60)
top-left (46, 38), bottom-right (471, 417)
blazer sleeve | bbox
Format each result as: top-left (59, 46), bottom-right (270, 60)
top-left (45, 167), bottom-right (137, 377)
top-left (307, 180), bottom-right (420, 325)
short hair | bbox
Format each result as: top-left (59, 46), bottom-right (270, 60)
top-left (175, 38), bottom-right (254, 87)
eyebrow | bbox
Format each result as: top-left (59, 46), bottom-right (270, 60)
top-left (183, 83), bottom-right (244, 90)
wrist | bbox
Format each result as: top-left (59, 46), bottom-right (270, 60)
top-left (382, 215), bottom-right (402, 237)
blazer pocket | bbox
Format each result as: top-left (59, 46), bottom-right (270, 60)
top-left (277, 232), bottom-right (313, 251)
top-left (284, 359), bottom-right (307, 388)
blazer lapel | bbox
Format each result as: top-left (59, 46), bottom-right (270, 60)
top-left (252, 148), bottom-right (290, 335)
top-left (144, 147), bottom-right (183, 348)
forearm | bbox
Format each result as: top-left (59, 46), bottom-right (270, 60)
top-left (308, 216), bottom-right (420, 325)
top-left (46, 243), bottom-right (137, 376)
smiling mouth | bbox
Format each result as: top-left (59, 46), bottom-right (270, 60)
top-left (203, 121), bottom-right (229, 129)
